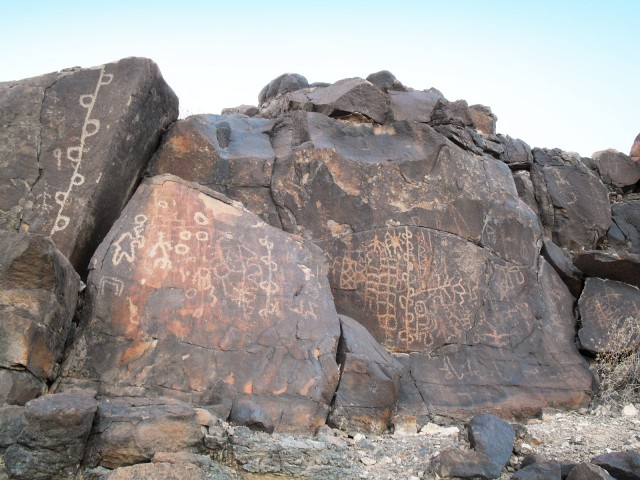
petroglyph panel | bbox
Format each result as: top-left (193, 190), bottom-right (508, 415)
top-left (579, 278), bottom-right (640, 354)
top-left (323, 226), bottom-right (490, 352)
top-left (60, 175), bottom-right (340, 431)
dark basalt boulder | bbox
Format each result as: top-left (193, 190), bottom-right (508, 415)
top-left (0, 231), bottom-right (80, 405)
top-left (388, 89), bottom-right (443, 122)
top-left (0, 57), bottom-right (178, 273)
top-left (566, 463), bottom-right (615, 480)
top-left (608, 200), bottom-right (640, 253)
top-left (573, 250), bottom-right (640, 289)
top-left (258, 73), bottom-right (309, 107)
top-left (578, 278), bottom-right (640, 354)
top-left (541, 237), bottom-right (584, 297)
top-left (630, 132), bottom-right (640, 159)
top-left (591, 149), bottom-right (640, 189)
top-left (592, 450), bottom-right (640, 480)
top-left (366, 70), bottom-right (407, 92)
top-left (57, 175), bottom-right (341, 433)
top-left (530, 148), bottom-right (611, 251)
top-left (4, 389), bottom-right (98, 480)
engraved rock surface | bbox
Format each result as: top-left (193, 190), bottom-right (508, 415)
top-left (608, 200), bottom-right (640, 253)
top-left (57, 174), bottom-right (341, 432)
top-left (328, 315), bottom-right (404, 434)
top-left (147, 113), bottom-right (280, 228)
top-left (0, 231), bottom-right (80, 405)
top-left (591, 149), bottom-right (640, 189)
top-left (4, 389), bottom-right (98, 480)
top-left (578, 278), bottom-right (640, 354)
top-left (530, 148), bottom-right (611, 251)
top-left (0, 57), bottom-right (178, 272)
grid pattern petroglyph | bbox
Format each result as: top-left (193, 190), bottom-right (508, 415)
top-left (330, 226), bottom-right (484, 351)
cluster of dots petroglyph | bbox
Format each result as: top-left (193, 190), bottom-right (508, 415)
top-left (103, 188), bottom-right (321, 325)
top-left (330, 226), bottom-right (484, 351)
top-left (50, 67), bottom-right (113, 236)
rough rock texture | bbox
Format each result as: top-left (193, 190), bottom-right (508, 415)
top-left (221, 104), bottom-right (259, 117)
top-left (541, 237), bottom-right (583, 297)
top-left (592, 450), bottom-right (640, 480)
top-left (84, 397), bottom-right (204, 469)
top-left (0, 405), bottom-right (25, 449)
top-left (591, 149), bottom-right (640, 189)
top-left (430, 413), bottom-right (514, 479)
top-left (0, 57), bottom-right (178, 272)
top-left (608, 200), bottom-right (640, 253)
top-left (511, 457), bottom-right (562, 479)
top-left (58, 174), bottom-right (341, 432)
top-left (328, 315), bottom-right (404, 434)
top-left (566, 463), bottom-right (615, 480)
top-left (258, 73), bottom-right (309, 107)
top-left (4, 389), bottom-right (98, 480)
top-left (573, 250), bottom-right (640, 289)
top-left (578, 278), bottom-right (640, 354)
top-left (530, 148), bottom-right (611, 251)
top-left (631, 133), bottom-right (640, 159)
top-left (0, 231), bottom-right (80, 405)
top-left (388, 89), bottom-right (442, 122)
top-left (366, 70), bottom-right (407, 93)
top-left (147, 114), bottom-right (280, 227)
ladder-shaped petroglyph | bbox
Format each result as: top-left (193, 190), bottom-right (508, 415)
top-left (50, 66), bottom-right (113, 235)
top-left (330, 226), bottom-right (486, 351)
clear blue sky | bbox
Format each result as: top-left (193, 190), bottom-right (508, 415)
top-left (1, 1), bottom-right (638, 157)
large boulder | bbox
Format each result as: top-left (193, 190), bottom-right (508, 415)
top-left (630, 132), bottom-right (640, 159)
top-left (4, 389), bottom-right (98, 480)
top-left (573, 251), bottom-right (640, 289)
top-left (592, 450), bottom-right (640, 480)
top-left (0, 231), bottom-right (80, 405)
top-left (578, 278), bottom-right (640, 354)
top-left (147, 114), bottom-right (280, 228)
top-left (57, 175), bottom-right (341, 432)
top-left (530, 148), bottom-right (611, 251)
top-left (591, 149), bottom-right (640, 189)
top-left (0, 57), bottom-right (178, 272)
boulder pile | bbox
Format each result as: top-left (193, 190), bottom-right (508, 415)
top-left (1, 61), bottom-right (639, 479)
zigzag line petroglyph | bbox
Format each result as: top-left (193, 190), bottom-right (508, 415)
top-left (51, 66), bottom-right (113, 235)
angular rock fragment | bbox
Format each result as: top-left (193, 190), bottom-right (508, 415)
top-left (328, 315), bottom-right (404, 434)
top-left (430, 413), bottom-right (514, 479)
top-left (388, 89), bottom-right (443, 122)
top-left (58, 174), bottom-right (341, 432)
top-left (0, 58), bottom-right (178, 273)
top-left (592, 450), bottom-right (640, 480)
top-left (530, 148), bottom-right (611, 251)
top-left (84, 397), bottom-right (204, 469)
top-left (573, 251), bottom-right (640, 289)
top-left (258, 73), bottom-right (309, 107)
top-left (541, 237), bottom-right (583, 297)
top-left (4, 389), bottom-right (98, 480)
top-left (578, 278), bottom-right (640, 354)
top-left (498, 135), bottom-right (533, 168)
top-left (147, 114), bottom-right (280, 227)
top-left (591, 149), bottom-right (640, 189)
top-left (366, 70), bottom-right (407, 92)
top-left (511, 456), bottom-right (562, 479)
top-left (221, 104), bottom-right (259, 116)
top-left (0, 231), bottom-right (80, 404)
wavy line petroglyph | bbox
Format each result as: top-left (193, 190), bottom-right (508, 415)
top-left (51, 67), bottom-right (113, 236)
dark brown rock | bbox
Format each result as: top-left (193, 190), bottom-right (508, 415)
top-left (0, 57), bottom-right (178, 273)
top-left (468, 104), bottom-right (497, 135)
top-left (608, 200), bottom-right (640, 253)
top-left (395, 259), bottom-right (592, 419)
top-left (366, 70), bottom-right (407, 92)
top-left (0, 231), bottom-right (80, 404)
top-left (566, 463), bottom-right (615, 480)
top-left (530, 148), bottom-right (611, 251)
top-left (541, 237), bottom-right (584, 297)
top-left (592, 450), bottom-right (640, 480)
top-left (4, 389), bottom-right (98, 479)
top-left (221, 104), bottom-right (259, 116)
top-left (58, 175), bottom-right (341, 432)
top-left (431, 414), bottom-right (514, 479)
top-left (0, 405), bottom-right (25, 449)
top-left (258, 73), bottom-right (309, 107)
top-left (511, 457), bottom-right (562, 479)
top-left (591, 149), bottom-right (640, 189)
top-left (84, 397), bottom-right (204, 469)
top-left (147, 114), bottom-right (280, 227)
top-left (573, 251), bottom-right (640, 288)
top-left (328, 315), bottom-right (404, 434)
top-left (498, 135), bottom-right (533, 168)
top-left (513, 171), bottom-right (541, 218)
top-left (388, 90), bottom-right (443, 122)
top-left (578, 278), bottom-right (640, 354)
